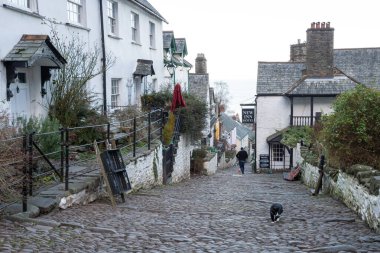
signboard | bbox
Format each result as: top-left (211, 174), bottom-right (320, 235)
top-left (259, 154), bottom-right (270, 168)
top-left (242, 108), bottom-right (254, 123)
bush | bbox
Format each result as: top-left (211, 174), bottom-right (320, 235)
top-left (281, 126), bottom-right (313, 148)
top-left (191, 148), bottom-right (207, 174)
top-left (177, 93), bottom-right (207, 141)
top-left (162, 112), bottom-right (175, 146)
top-left (20, 116), bottom-right (61, 157)
top-left (321, 85), bottom-right (380, 169)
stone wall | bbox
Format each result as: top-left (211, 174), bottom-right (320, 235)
top-left (125, 142), bottom-right (163, 191)
top-left (296, 146), bottom-right (380, 233)
top-left (203, 152), bottom-right (218, 175)
top-left (171, 135), bottom-right (194, 183)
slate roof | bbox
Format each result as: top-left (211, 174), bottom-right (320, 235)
top-left (132, 0), bottom-right (167, 23)
top-left (257, 48), bottom-right (380, 95)
top-left (220, 113), bottom-right (236, 132)
top-left (133, 59), bottom-right (155, 76)
top-left (220, 113), bottom-right (254, 141)
top-left (174, 38), bottom-right (187, 56)
top-left (335, 48), bottom-right (380, 88)
top-left (163, 31), bottom-right (175, 50)
top-left (256, 62), bottom-right (305, 94)
top-left (3, 34), bottom-right (66, 67)
top-left (285, 69), bottom-right (359, 96)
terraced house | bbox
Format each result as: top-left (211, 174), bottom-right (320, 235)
top-left (255, 22), bottom-right (380, 171)
top-left (0, 0), bottom-right (167, 123)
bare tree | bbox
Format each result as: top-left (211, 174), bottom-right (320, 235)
top-left (213, 81), bottom-right (231, 112)
top-left (44, 21), bottom-right (115, 127)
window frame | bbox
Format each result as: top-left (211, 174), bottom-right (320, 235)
top-left (67, 0), bottom-right (85, 25)
top-left (107, 0), bottom-right (118, 35)
top-left (131, 12), bottom-right (140, 43)
top-left (111, 78), bottom-right (120, 109)
top-left (272, 143), bottom-right (284, 162)
top-left (7, 0), bottom-right (37, 12)
top-left (149, 21), bottom-right (156, 48)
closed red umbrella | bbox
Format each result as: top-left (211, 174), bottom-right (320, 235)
top-left (170, 83), bottom-right (186, 112)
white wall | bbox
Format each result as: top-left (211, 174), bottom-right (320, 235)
top-left (293, 97), bottom-right (335, 116)
top-left (172, 135), bottom-right (194, 183)
top-left (0, 0), bottom-right (165, 119)
top-left (256, 96), bottom-right (290, 169)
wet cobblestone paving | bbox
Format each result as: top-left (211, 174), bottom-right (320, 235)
top-left (1, 167), bottom-right (380, 252)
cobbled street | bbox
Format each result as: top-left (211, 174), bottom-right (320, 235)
top-left (1, 167), bottom-right (379, 253)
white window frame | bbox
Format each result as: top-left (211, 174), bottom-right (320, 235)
top-left (67, 0), bottom-right (85, 25)
top-left (149, 22), bottom-right (155, 48)
top-left (107, 0), bottom-right (118, 35)
top-left (131, 12), bottom-right (140, 43)
top-left (7, 0), bottom-right (37, 11)
top-left (111, 79), bottom-right (120, 109)
top-left (272, 143), bottom-right (284, 162)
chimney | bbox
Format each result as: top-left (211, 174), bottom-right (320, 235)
top-left (290, 39), bottom-right (306, 62)
top-left (306, 21), bottom-right (334, 77)
top-left (195, 53), bottom-right (207, 74)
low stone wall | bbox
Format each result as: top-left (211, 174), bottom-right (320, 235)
top-left (218, 152), bottom-right (236, 170)
top-left (172, 135), bottom-right (194, 183)
top-left (125, 142), bottom-right (163, 191)
top-left (203, 152), bottom-right (218, 175)
top-left (296, 146), bottom-right (380, 233)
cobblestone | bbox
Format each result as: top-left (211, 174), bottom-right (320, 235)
top-left (1, 167), bottom-right (380, 252)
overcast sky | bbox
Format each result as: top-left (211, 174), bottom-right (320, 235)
top-left (149, 0), bottom-right (380, 115)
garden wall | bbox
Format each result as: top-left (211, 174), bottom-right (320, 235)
top-left (295, 145), bottom-right (380, 233)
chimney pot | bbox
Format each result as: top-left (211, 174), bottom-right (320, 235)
top-left (326, 22), bottom-right (330, 28)
top-left (311, 22), bottom-right (316, 29)
top-left (321, 22), bottom-right (325, 28)
top-left (316, 22), bottom-right (320, 29)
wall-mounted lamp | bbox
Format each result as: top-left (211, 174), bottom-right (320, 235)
top-left (166, 62), bottom-right (175, 77)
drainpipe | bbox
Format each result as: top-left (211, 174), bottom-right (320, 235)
top-left (99, 0), bottom-right (107, 115)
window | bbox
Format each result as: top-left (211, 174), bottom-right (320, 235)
top-left (67, 0), bottom-right (83, 24)
top-left (107, 1), bottom-right (118, 35)
top-left (272, 143), bottom-right (284, 162)
top-left (8, 0), bottom-right (29, 8)
top-left (7, 0), bottom-right (37, 11)
top-left (131, 12), bottom-right (139, 42)
top-left (111, 79), bottom-right (120, 109)
top-left (149, 22), bottom-right (155, 48)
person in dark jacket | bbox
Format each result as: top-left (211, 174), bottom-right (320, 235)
top-left (236, 147), bottom-right (248, 174)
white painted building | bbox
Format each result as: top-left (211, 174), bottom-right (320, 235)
top-left (0, 0), bottom-right (166, 123)
top-left (255, 22), bottom-right (380, 171)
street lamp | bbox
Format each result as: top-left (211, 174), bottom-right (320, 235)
top-left (166, 62), bottom-right (176, 85)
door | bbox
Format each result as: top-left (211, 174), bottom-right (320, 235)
top-left (9, 81), bottom-right (30, 126)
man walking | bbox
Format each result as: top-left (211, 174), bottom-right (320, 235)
top-left (236, 147), bottom-right (248, 174)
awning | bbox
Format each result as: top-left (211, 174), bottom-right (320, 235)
top-left (133, 59), bottom-right (155, 77)
top-left (2, 34), bottom-right (66, 100)
top-left (266, 127), bottom-right (290, 143)
top-left (2, 34), bottom-right (66, 68)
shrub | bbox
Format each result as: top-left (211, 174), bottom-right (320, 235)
top-left (177, 93), bottom-right (207, 141)
top-left (191, 148), bottom-right (207, 174)
top-left (321, 85), bottom-right (380, 169)
top-left (281, 126), bottom-right (313, 148)
top-left (162, 112), bottom-right (175, 146)
top-left (20, 116), bottom-right (61, 157)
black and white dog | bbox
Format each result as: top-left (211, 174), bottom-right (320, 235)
top-left (270, 203), bottom-right (283, 223)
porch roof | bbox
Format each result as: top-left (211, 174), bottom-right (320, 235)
top-left (266, 127), bottom-right (290, 143)
top-left (2, 34), bottom-right (66, 68)
top-left (133, 59), bottom-right (155, 77)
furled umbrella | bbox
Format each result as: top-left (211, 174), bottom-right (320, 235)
top-left (170, 83), bottom-right (186, 112)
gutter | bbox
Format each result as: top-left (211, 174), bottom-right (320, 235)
top-left (99, 0), bottom-right (107, 115)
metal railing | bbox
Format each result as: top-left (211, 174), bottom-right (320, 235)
top-left (0, 108), bottom-right (164, 212)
